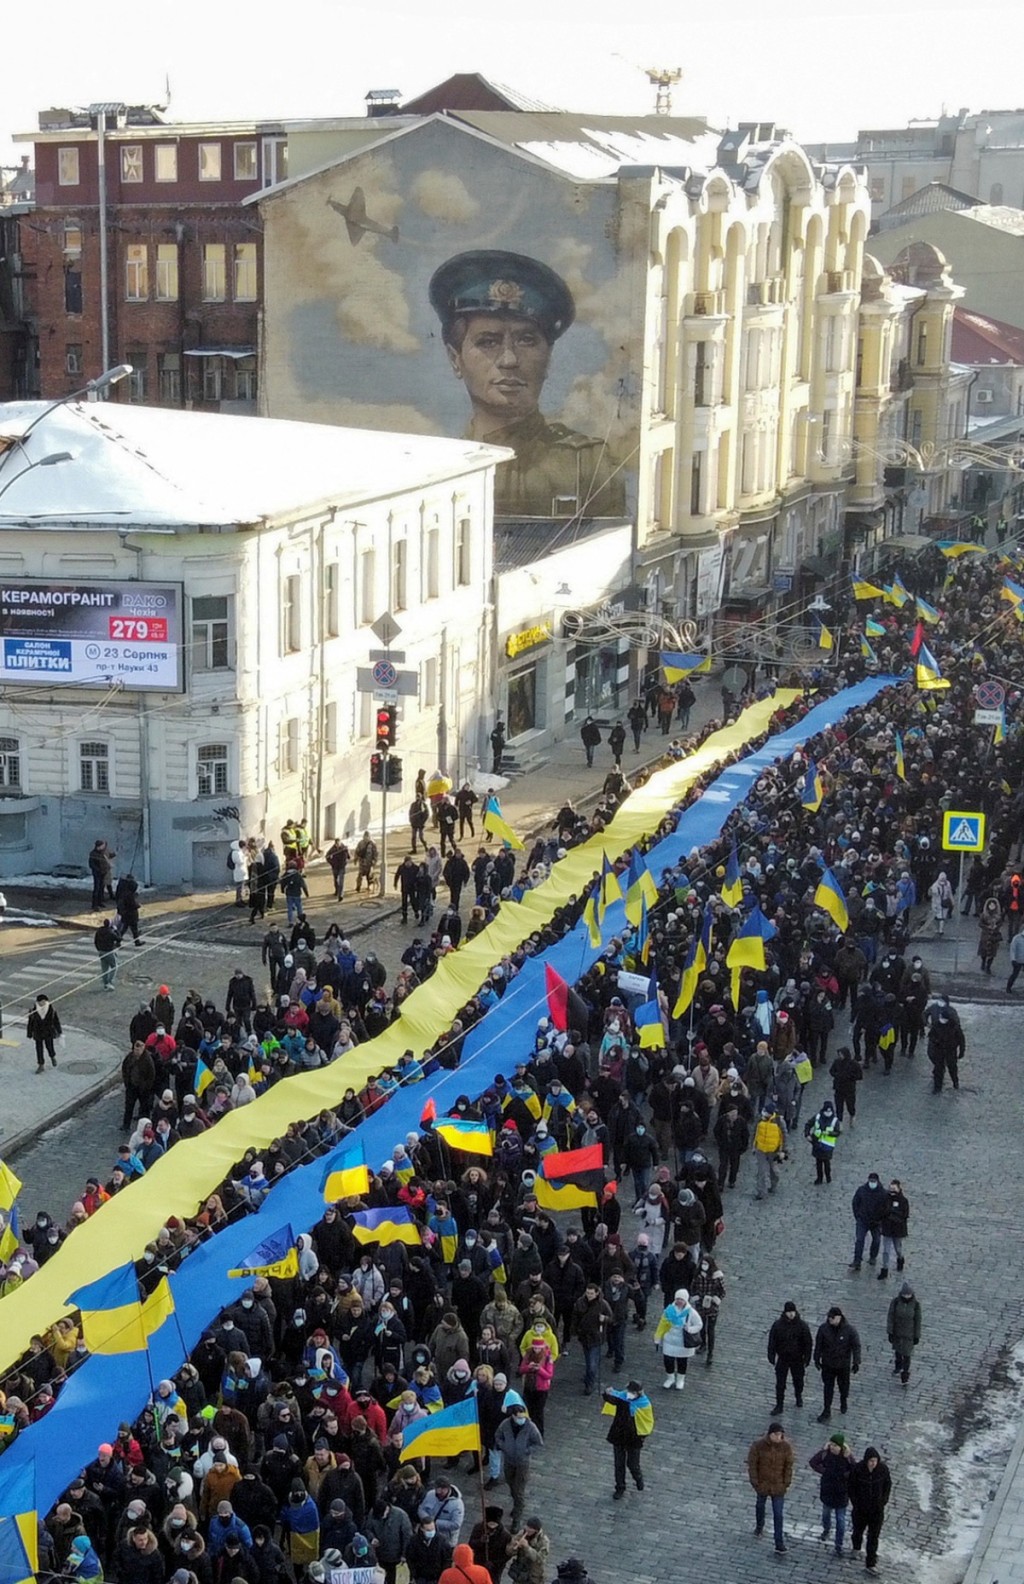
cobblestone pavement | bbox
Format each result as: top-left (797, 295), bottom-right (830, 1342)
top-left (11, 988), bottom-right (1024, 1582)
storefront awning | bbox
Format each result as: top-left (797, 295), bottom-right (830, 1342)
top-left (183, 347), bottom-right (256, 359)
top-left (883, 533), bottom-right (933, 553)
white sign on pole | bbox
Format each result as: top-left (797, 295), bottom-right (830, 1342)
top-left (974, 709), bottom-right (1003, 726)
top-left (695, 545), bottom-right (726, 619)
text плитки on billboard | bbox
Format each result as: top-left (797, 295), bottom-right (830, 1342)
top-left (0, 581), bottom-right (184, 692)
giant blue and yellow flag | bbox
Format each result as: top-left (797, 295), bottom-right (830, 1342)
top-left (624, 849), bottom-right (658, 926)
top-left (434, 1117), bottom-right (494, 1157)
top-left (801, 758), bottom-right (825, 811)
top-left (320, 1142), bottom-right (370, 1203)
top-left (227, 1224), bottom-right (299, 1280)
top-left (814, 868), bottom-right (850, 933)
top-left (350, 1206), bottom-right (422, 1248)
top-left (67, 1262), bottom-right (146, 1355)
top-left (483, 794), bottom-right (524, 851)
top-left (660, 651), bottom-right (711, 682)
top-left (399, 1396), bottom-right (481, 1462)
top-left (721, 841), bottom-right (743, 909)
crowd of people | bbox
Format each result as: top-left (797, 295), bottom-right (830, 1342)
top-left (2, 543), bottom-right (1024, 1582)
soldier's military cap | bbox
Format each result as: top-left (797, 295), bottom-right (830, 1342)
top-left (429, 250), bottom-right (575, 343)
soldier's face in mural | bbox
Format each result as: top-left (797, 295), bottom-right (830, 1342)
top-left (444, 313), bottom-right (553, 435)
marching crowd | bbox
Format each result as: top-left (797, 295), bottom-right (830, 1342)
top-left (2, 545), bottom-right (1024, 1582)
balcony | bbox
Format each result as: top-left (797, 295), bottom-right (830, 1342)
top-left (823, 269), bottom-right (857, 295)
top-left (691, 289), bottom-right (726, 317)
top-left (746, 277), bottom-right (786, 308)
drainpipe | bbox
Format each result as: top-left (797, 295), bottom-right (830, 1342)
top-left (96, 111), bottom-right (111, 378)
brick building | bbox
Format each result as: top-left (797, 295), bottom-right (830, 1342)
top-left (13, 104), bottom-right (288, 408)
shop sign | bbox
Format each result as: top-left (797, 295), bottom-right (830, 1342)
top-left (505, 623), bottom-right (551, 659)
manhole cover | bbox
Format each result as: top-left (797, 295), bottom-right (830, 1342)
top-left (64, 1060), bottom-right (101, 1075)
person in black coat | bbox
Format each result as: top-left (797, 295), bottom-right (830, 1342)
top-left (813, 1306), bottom-right (862, 1421)
top-left (767, 1300), bottom-right (813, 1412)
top-left (928, 1003), bottom-right (966, 1092)
top-left (405, 1518), bottom-right (452, 1584)
top-left (849, 1447), bottom-right (892, 1571)
top-left (829, 1047), bottom-right (863, 1125)
top-left (27, 994), bottom-right (62, 1070)
top-left (602, 1380), bottom-right (649, 1497)
top-left (114, 873), bottom-right (142, 944)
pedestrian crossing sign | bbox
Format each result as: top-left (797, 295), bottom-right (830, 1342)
top-left (941, 810), bottom-right (986, 852)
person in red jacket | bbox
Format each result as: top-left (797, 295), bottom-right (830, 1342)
top-left (440, 1543), bottom-right (491, 1584)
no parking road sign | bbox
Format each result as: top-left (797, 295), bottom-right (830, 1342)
top-left (941, 810), bottom-right (986, 852)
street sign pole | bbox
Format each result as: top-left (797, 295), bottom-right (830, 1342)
top-left (953, 850), bottom-right (965, 974)
top-left (380, 749), bottom-right (388, 900)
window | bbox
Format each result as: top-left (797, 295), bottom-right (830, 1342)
top-left (58, 147), bottom-right (80, 186)
top-left (198, 142), bottom-right (222, 181)
top-left (359, 550), bottom-right (375, 625)
top-left (63, 219), bottom-right (82, 258)
top-left (281, 717), bottom-right (300, 775)
top-left (869, 176), bottom-right (886, 203)
top-left (234, 142), bottom-right (257, 181)
top-left (261, 136), bottom-right (288, 186)
top-left (820, 408), bottom-right (833, 464)
top-left (694, 340), bottom-right (709, 406)
top-left (120, 145), bottom-right (143, 183)
top-left (392, 539), bottom-right (407, 610)
top-left (424, 656), bottom-right (438, 707)
top-left (990, 182), bottom-right (1004, 205)
top-left (324, 701), bottom-right (338, 755)
top-left (202, 243), bottom-right (226, 301)
top-left (234, 355), bottom-right (257, 402)
top-left (191, 595), bottom-right (231, 671)
top-left (910, 409), bottom-right (923, 450)
top-left (158, 352), bottom-right (181, 406)
top-left (65, 344), bottom-right (83, 376)
top-left (125, 244), bottom-right (148, 301)
top-left (203, 356), bottom-right (224, 402)
top-left (233, 242), bottom-right (257, 301)
top-left (154, 144), bottom-right (177, 183)
top-left (426, 528), bottom-right (440, 598)
top-left (65, 268), bottom-right (83, 315)
top-left (916, 321), bottom-right (929, 368)
top-left (156, 243), bottom-right (178, 301)
top-left (455, 517), bottom-right (471, 586)
top-left (0, 736), bottom-right (21, 789)
top-left (324, 562), bottom-right (340, 636)
top-left (79, 741), bottom-right (109, 793)
top-left (324, 803), bottom-right (337, 840)
top-left (282, 574), bottom-right (301, 653)
top-left (690, 452), bottom-right (703, 517)
top-left (196, 743), bottom-right (229, 796)
top-left (126, 351), bottom-right (147, 402)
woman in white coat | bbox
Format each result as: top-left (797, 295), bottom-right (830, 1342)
top-left (653, 1288), bottom-right (703, 1389)
top-left (634, 1185), bottom-right (670, 1256)
top-left (928, 870), bottom-right (955, 936)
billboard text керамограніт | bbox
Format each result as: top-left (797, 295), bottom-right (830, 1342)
top-left (0, 580), bottom-right (184, 692)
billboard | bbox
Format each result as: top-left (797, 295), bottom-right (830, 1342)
top-left (264, 118), bottom-right (640, 520)
top-left (0, 580), bottom-right (184, 692)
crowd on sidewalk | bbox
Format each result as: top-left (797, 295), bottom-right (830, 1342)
top-left (2, 544), bottom-right (1024, 1582)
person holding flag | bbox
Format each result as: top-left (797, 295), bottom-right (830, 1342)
top-left (601, 1379), bottom-right (654, 1499)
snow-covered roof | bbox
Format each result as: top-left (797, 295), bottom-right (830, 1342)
top-left (0, 402), bottom-right (509, 531)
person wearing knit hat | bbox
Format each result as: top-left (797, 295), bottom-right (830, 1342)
top-left (809, 1431), bottom-right (855, 1557)
top-left (746, 1420), bottom-right (794, 1553)
top-left (849, 1445), bottom-right (893, 1572)
top-left (886, 1280), bottom-right (922, 1385)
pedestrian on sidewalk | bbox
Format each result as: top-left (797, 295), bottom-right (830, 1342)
top-left (746, 1421), bottom-right (793, 1552)
top-left (849, 1171), bottom-right (887, 1271)
top-left (94, 917), bottom-right (120, 990)
top-left (978, 897), bottom-right (1003, 975)
top-left (326, 838), bottom-right (350, 898)
top-left (878, 1179), bottom-right (910, 1277)
top-left (928, 870), bottom-right (955, 936)
top-left (656, 689), bottom-right (676, 735)
top-left (849, 1446), bottom-right (892, 1571)
top-left (675, 680), bottom-right (696, 730)
top-left (455, 783), bottom-right (477, 839)
top-left (580, 718), bottom-right (602, 769)
top-left (114, 872), bottom-right (142, 945)
top-left (601, 1379), bottom-right (652, 1499)
top-left (490, 720), bottom-right (506, 775)
top-left (27, 992), bottom-right (62, 1071)
top-left (607, 721), bottom-right (626, 767)
top-left (627, 700), bottom-right (646, 753)
top-left (121, 1039), bottom-right (155, 1129)
top-left (767, 1300), bottom-right (812, 1413)
top-left (1006, 928), bottom-right (1024, 992)
top-left (354, 832), bottom-right (377, 893)
top-left (809, 1432), bottom-right (855, 1557)
top-left (886, 1281), bottom-right (921, 1384)
top-left (88, 838), bottom-right (114, 910)
top-left (281, 860), bottom-right (310, 922)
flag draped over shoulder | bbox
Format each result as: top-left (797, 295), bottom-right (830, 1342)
top-left (482, 794), bottom-right (524, 851)
top-left (227, 1224), bottom-right (299, 1280)
top-left (602, 1388), bottom-right (655, 1438)
top-left (66, 1262), bottom-right (146, 1355)
top-left (434, 1118), bottom-right (493, 1157)
top-left (349, 1207), bottom-right (422, 1248)
top-left (399, 1397), bottom-right (481, 1461)
top-left (813, 867), bottom-right (850, 932)
top-left (320, 1142), bottom-right (371, 1203)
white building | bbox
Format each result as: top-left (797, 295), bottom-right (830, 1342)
top-left (0, 401), bottom-right (506, 885)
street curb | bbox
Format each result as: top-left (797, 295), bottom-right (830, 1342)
top-left (961, 1407), bottom-right (1024, 1584)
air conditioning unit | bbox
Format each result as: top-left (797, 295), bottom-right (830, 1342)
top-left (65, 348), bottom-right (81, 375)
top-left (975, 388), bottom-right (994, 406)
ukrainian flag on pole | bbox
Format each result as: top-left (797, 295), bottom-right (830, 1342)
top-left (399, 1397), bottom-right (482, 1461)
top-left (67, 1263), bottom-right (147, 1355)
top-left (482, 794), bottom-right (524, 851)
top-left (814, 868), bottom-right (850, 932)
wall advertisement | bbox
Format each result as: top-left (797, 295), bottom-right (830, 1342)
top-left (0, 580), bottom-right (184, 692)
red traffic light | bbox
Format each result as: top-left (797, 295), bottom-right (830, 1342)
top-left (375, 704), bottom-right (396, 748)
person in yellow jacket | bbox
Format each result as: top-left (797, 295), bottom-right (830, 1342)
top-left (753, 1106), bottom-right (788, 1201)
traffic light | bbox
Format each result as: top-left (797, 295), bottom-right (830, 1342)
top-left (386, 754), bottom-right (403, 789)
top-left (369, 753), bottom-right (384, 789)
top-left (375, 704), bottom-right (397, 749)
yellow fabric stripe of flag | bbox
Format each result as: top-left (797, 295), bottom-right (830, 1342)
top-left (813, 870), bottom-right (849, 933)
top-left (852, 580), bottom-right (884, 599)
top-left (141, 1276), bottom-right (176, 1339)
top-left (483, 797), bottom-right (525, 851)
top-left (16, 1512), bottom-right (38, 1579)
top-left (672, 955), bottom-right (700, 1019)
top-left (534, 1175), bottom-right (598, 1211)
top-left (818, 625), bottom-right (834, 651)
top-left (80, 1297), bottom-right (148, 1355)
top-left (583, 896), bottom-right (601, 948)
top-left (0, 1161), bottom-right (22, 1214)
top-left (624, 868), bottom-right (659, 926)
top-left (322, 1162), bottom-right (371, 1200)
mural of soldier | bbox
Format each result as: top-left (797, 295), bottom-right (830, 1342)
top-left (429, 250), bottom-right (626, 518)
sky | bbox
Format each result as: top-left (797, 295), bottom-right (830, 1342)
top-left (3, 0), bottom-right (1023, 167)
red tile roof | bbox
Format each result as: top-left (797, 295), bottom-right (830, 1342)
top-left (952, 306), bottom-right (1024, 365)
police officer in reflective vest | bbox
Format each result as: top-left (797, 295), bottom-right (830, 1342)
top-left (805, 1100), bottom-right (840, 1185)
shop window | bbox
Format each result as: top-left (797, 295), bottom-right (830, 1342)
top-left (574, 647), bottom-right (620, 715)
top-left (506, 664), bottom-right (538, 738)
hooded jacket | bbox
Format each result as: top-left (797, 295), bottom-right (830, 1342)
top-left (440, 1544), bottom-right (492, 1584)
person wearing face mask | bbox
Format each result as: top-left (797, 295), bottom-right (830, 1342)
top-left (493, 1404), bottom-right (544, 1527)
top-left (927, 999), bottom-right (966, 1092)
top-left (813, 1306), bottom-right (861, 1422)
top-left (406, 1513), bottom-right (452, 1584)
top-left (849, 1172), bottom-right (888, 1272)
top-left (621, 1121), bottom-right (659, 1206)
top-left (27, 991), bottom-right (62, 1071)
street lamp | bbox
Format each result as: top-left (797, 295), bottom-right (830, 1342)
top-left (0, 451), bottom-right (73, 506)
top-left (0, 364), bottom-right (133, 489)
